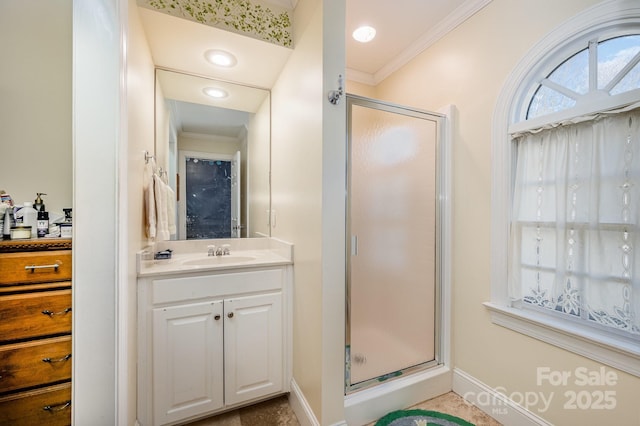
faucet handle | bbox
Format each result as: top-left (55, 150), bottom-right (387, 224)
top-left (222, 244), bottom-right (231, 255)
top-left (207, 245), bottom-right (216, 256)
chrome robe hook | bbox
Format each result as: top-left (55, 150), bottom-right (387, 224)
top-left (328, 74), bottom-right (344, 105)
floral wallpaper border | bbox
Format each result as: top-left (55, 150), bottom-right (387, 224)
top-left (138, 0), bottom-right (292, 48)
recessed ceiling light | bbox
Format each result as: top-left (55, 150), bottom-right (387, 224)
top-left (203, 87), bottom-right (228, 99)
top-left (204, 49), bottom-right (237, 67)
top-left (352, 26), bottom-right (376, 43)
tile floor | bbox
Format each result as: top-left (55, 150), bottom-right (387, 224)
top-left (182, 391), bottom-right (501, 425)
top-left (182, 395), bottom-right (298, 426)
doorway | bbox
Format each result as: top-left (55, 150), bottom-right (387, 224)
top-left (178, 150), bottom-right (241, 239)
top-left (345, 95), bottom-right (445, 393)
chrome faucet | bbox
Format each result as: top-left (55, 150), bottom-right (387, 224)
top-left (215, 244), bottom-right (231, 256)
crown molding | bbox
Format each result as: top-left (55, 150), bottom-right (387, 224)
top-left (373, 0), bottom-right (493, 86)
top-left (179, 131), bottom-right (242, 142)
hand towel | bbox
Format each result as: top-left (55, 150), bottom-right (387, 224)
top-left (144, 161), bottom-right (156, 240)
top-left (154, 174), bottom-right (170, 241)
top-left (166, 185), bottom-right (177, 236)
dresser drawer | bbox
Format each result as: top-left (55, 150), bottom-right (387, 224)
top-left (0, 250), bottom-right (71, 286)
top-left (0, 290), bottom-right (72, 342)
top-left (0, 336), bottom-right (71, 393)
top-left (0, 382), bottom-right (71, 426)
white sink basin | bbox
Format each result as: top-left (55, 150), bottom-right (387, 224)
top-left (182, 256), bottom-right (256, 266)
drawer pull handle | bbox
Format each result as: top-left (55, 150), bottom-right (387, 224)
top-left (42, 354), bottom-right (72, 363)
top-left (24, 263), bottom-right (60, 272)
top-left (42, 307), bottom-right (72, 317)
top-left (43, 401), bottom-right (71, 412)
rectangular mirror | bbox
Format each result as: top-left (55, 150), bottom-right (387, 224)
top-left (155, 69), bottom-right (271, 240)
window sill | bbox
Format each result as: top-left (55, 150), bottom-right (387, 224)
top-left (483, 302), bottom-right (640, 378)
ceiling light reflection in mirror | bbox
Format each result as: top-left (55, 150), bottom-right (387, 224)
top-left (204, 49), bottom-right (238, 68)
top-left (203, 87), bottom-right (229, 99)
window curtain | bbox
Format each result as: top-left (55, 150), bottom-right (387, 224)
top-left (510, 109), bottom-right (640, 337)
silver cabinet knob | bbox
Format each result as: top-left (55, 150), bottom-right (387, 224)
top-left (227, 312), bottom-right (234, 318)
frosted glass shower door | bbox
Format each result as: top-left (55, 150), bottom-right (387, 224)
top-left (347, 97), bottom-right (441, 389)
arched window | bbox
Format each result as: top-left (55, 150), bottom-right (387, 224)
top-left (527, 34), bottom-right (640, 119)
top-left (489, 0), bottom-right (640, 377)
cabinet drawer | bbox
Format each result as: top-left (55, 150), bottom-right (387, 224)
top-left (0, 336), bottom-right (72, 393)
top-left (0, 382), bottom-right (71, 426)
top-left (0, 290), bottom-right (72, 342)
top-left (152, 268), bottom-right (284, 305)
top-left (0, 250), bottom-right (72, 286)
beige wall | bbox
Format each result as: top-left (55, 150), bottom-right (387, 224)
top-left (126, 1), bottom-right (157, 422)
top-left (248, 98), bottom-right (271, 237)
top-left (179, 134), bottom-right (242, 155)
top-left (0, 0), bottom-right (72, 214)
top-left (271, 0), bottom-right (324, 420)
top-left (346, 80), bottom-right (375, 98)
top-left (348, 0), bottom-right (640, 424)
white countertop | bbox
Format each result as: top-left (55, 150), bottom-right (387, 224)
top-left (137, 238), bottom-right (293, 277)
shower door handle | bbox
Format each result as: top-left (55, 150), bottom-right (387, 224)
top-left (351, 235), bottom-right (358, 256)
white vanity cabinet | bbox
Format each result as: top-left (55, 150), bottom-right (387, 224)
top-left (138, 264), bottom-right (291, 426)
top-left (223, 292), bottom-right (283, 405)
top-left (152, 300), bottom-right (224, 424)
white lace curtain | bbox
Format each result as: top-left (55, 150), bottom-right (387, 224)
top-left (509, 108), bottom-right (640, 337)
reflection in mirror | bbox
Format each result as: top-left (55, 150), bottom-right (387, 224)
top-left (155, 69), bottom-right (271, 240)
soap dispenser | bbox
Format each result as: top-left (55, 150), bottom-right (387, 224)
top-left (34, 193), bottom-right (46, 212)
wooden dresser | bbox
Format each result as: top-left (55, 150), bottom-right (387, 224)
top-left (0, 239), bottom-right (72, 426)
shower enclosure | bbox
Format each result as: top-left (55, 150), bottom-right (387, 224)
top-left (345, 95), bottom-right (445, 393)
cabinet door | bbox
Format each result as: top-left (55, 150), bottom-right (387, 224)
top-left (153, 300), bottom-right (223, 425)
top-left (224, 292), bottom-right (283, 406)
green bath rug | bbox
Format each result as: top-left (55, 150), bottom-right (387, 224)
top-left (375, 409), bottom-right (475, 426)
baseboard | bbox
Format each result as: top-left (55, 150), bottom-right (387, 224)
top-left (452, 368), bottom-right (553, 426)
top-left (289, 378), bottom-right (321, 426)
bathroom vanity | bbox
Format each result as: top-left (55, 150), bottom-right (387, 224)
top-left (136, 239), bottom-right (293, 426)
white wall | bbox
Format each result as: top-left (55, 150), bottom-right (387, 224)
top-left (320, 0), bottom-right (347, 423)
top-left (73, 0), bottom-right (123, 423)
top-left (349, 0), bottom-right (640, 424)
top-left (125, 0), bottom-right (157, 423)
top-left (0, 1), bottom-right (72, 214)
